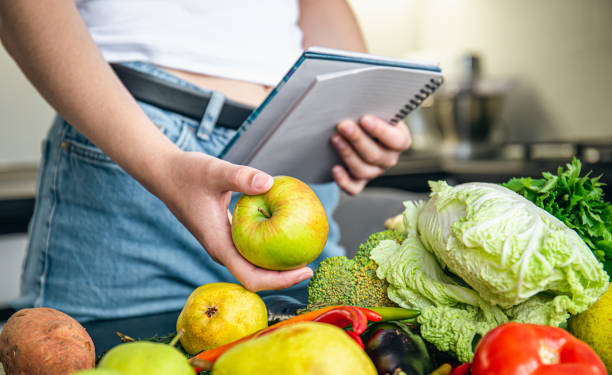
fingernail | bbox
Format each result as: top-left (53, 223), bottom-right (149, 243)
top-left (338, 121), bottom-right (355, 136)
top-left (298, 269), bottom-right (313, 282)
top-left (331, 135), bottom-right (346, 150)
top-left (252, 172), bottom-right (271, 190)
top-left (332, 166), bottom-right (344, 179)
top-left (361, 117), bottom-right (376, 131)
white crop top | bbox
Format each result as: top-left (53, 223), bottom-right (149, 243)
top-left (75, 0), bottom-right (304, 86)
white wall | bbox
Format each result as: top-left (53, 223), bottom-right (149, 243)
top-left (0, 47), bottom-right (54, 165)
top-left (0, 1), bottom-right (611, 166)
top-left (349, 0), bottom-right (612, 143)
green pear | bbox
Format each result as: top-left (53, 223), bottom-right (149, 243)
top-left (97, 341), bottom-right (195, 375)
top-left (71, 370), bottom-right (124, 375)
top-left (212, 322), bottom-right (376, 375)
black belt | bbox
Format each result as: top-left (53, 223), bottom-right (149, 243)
top-left (111, 64), bottom-right (254, 130)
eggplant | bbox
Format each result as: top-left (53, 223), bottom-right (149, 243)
top-left (261, 295), bottom-right (306, 324)
top-left (363, 321), bottom-right (433, 375)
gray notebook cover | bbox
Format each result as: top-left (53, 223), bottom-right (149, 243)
top-left (221, 47), bottom-right (443, 183)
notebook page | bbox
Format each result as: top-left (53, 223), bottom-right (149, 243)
top-left (246, 66), bottom-right (438, 183)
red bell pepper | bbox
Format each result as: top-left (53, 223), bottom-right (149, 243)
top-left (471, 322), bottom-right (607, 375)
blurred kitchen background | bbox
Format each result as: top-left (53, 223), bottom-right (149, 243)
top-left (1, 0), bottom-right (611, 309)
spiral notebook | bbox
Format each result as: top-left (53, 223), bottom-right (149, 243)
top-left (220, 47), bottom-right (443, 183)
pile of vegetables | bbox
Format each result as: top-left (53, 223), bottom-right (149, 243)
top-left (1, 158), bottom-right (610, 375)
top-left (374, 179), bottom-right (609, 362)
top-left (309, 158), bottom-right (611, 365)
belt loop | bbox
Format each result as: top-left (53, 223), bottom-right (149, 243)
top-left (197, 91), bottom-right (226, 141)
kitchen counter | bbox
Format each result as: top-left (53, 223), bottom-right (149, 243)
top-left (0, 164), bottom-right (37, 200)
top-left (371, 151), bottom-right (612, 197)
top-left (82, 310), bottom-right (181, 357)
top-left (0, 164), bottom-right (37, 235)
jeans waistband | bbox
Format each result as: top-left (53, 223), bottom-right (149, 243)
top-left (114, 62), bottom-right (253, 133)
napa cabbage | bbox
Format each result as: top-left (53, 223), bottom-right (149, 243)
top-left (372, 181), bottom-right (609, 362)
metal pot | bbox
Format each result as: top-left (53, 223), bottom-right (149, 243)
top-left (431, 54), bottom-right (509, 159)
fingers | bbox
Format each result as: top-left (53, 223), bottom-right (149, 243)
top-left (209, 158), bottom-right (274, 195)
top-left (226, 256), bottom-right (314, 291)
top-left (331, 131), bottom-right (384, 180)
top-left (330, 116), bottom-right (411, 191)
top-left (335, 120), bottom-right (400, 169)
top-left (332, 165), bottom-right (368, 195)
top-left (194, 194), bottom-right (236, 264)
top-left (358, 115), bottom-right (412, 152)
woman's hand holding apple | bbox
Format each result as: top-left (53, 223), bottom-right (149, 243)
top-left (158, 151), bottom-right (313, 292)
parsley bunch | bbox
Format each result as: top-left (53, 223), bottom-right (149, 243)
top-left (503, 157), bottom-right (612, 277)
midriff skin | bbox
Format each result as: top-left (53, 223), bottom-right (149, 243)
top-left (164, 67), bottom-right (273, 107)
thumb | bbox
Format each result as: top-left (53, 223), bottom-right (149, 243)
top-left (217, 162), bottom-right (274, 195)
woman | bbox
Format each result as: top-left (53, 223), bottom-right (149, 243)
top-left (0, 0), bottom-right (412, 321)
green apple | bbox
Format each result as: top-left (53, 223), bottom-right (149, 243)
top-left (231, 175), bottom-right (329, 270)
top-left (97, 341), bottom-right (195, 375)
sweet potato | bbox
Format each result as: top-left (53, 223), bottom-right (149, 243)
top-left (0, 308), bottom-right (95, 375)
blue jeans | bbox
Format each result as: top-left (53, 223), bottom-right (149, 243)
top-left (14, 62), bottom-right (345, 322)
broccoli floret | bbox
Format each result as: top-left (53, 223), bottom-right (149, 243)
top-left (307, 229), bottom-right (406, 309)
top-left (306, 256), bottom-right (354, 307)
top-left (354, 229), bottom-right (408, 259)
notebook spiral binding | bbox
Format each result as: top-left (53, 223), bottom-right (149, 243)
top-left (390, 77), bottom-right (444, 124)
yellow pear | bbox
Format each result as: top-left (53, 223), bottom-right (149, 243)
top-left (569, 284), bottom-right (612, 372)
top-left (177, 282), bottom-right (268, 354)
top-left (212, 322), bottom-right (377, 375)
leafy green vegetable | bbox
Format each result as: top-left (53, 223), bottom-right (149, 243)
top-left (372, 202), bottom-right (508, 361)
top-left (503, 158), bottom-right (612, 276)
top-left (374, 203), bottom-right (505, 317)
top-left (371, 181), bottom-right (609, 362)
top-left (418, 180), bottom-right (607, 310)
